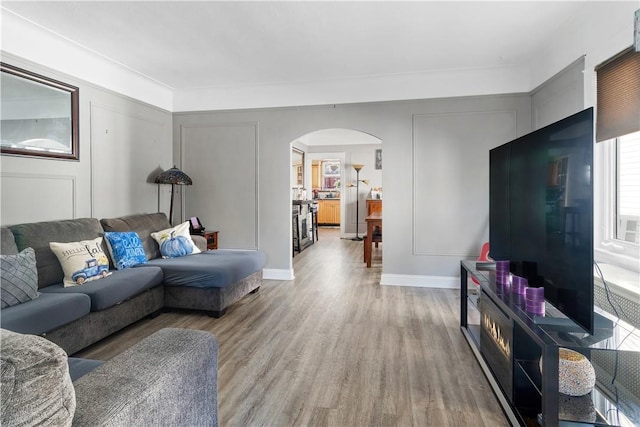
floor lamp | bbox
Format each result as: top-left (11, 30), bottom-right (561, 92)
top-left (349, 164), bottom-right (369, 241)
top-left (155, 166), bottom-right (193, 225)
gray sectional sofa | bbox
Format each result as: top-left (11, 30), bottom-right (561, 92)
top-left (1, 327), bottom-right (219, 426)
top-left (0, 212), bottom-right (266, 355)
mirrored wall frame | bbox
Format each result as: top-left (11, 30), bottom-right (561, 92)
top-left (1, 63), bottom-right (79, 160)
top-left (292, 147), bottom-right (305, 187)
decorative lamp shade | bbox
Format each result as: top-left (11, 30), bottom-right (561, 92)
top-left (154, 166), bottom-right (193, 185)
top-left (352, 164), bottom-right (364, 172)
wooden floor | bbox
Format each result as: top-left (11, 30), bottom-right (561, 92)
top-left (76, 228), bottom-right (508, 427)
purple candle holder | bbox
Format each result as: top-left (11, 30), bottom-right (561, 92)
top-left (511, 275), bottom-right (528, 295)
top-left (524, 286), bottom-right (545, 315)
top-left (495, 260), bottom-right (510, 273)
top-left (496, 271), bottom-right (511, 286)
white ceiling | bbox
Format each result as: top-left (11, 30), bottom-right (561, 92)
top-left (2, 1), bottom-right (584, 92)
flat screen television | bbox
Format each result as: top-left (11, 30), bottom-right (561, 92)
top-left (490, 107), bottom-right (594, 334)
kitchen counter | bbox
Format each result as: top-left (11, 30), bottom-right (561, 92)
top-left (292, 200), bottom-right (316, 255)
top-left (316, 190), bottom-right (340, 199)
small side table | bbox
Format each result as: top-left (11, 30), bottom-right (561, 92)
top-left (203, 231), bottom-right (219, 250)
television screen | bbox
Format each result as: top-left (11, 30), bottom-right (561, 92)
top-left (490, 108), bottom-right (594, 334)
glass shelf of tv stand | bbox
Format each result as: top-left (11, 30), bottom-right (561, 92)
top-left (463, 261), bottom-right (640, 426)
top-left (468, 263), bottom-right (639, 352)
top-left (465, 287), bottom-right (481, 347)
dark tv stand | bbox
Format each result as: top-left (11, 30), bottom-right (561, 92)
top-left (533, 310), bottom-right (613, 330)
top-left (460, 260), bottom-right (637, 427)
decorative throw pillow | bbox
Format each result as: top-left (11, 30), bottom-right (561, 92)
top-left (49, 237), bottom-right (112, 287)
top-left (0, 247), bottom-right (39, 309)
top-left (103, 232), bottom-right (148, 270)
top-left (150, 221), bottom-right (201, 259)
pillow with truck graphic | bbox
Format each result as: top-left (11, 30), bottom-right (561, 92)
top-left (150, 221), bottom-right (201, 259)
top-left (49, 237), bottom-right (112, 287)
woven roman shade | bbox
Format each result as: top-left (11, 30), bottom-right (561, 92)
top-left (595, 47), bottom-right (640, 142)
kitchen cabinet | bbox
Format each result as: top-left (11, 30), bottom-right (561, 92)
top-left (312, 164), bottom-right (320, 189)
top-left (318, 199), bottom-right (340, 225)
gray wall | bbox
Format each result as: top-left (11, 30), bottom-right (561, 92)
top-left (180, 122), bottom-right (259, 249)
top-left (2, 54), bottom-right (583, 287)
top-left (531, 56), bottom-right (585, 130)
top-left (174, 95), bottom-right (532, 282)
top-left (0, 54), bottom-right (173, 226)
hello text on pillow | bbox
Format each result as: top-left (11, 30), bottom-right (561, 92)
top-left (49, 237), bottom-right (112, 287)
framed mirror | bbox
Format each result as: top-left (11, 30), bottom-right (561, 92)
top-left (1, 63), bottom-right (79, 160)
top-left (292, 147), bottom-right (304, 187)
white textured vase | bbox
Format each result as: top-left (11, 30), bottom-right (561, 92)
top-left (558, 348), bottom-right (596, 396)
top-left (541, 348), bottom-right (596, 396)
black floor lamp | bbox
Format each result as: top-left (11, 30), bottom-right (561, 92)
top-left (155, 166), bottom-right (193, 225)
top-left (349, 163), bottom-right (369, 241)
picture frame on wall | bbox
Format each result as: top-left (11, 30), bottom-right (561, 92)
top-left (375, 149), bottom-right (382, 170)
top-left (0, 62), bottom-right (79, 160)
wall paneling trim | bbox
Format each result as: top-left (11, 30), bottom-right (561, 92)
top-left (90, 102), bottom-right (171, 219)
top-left (412, 110), bottom-right (517, 257)
top-left (180, 123), bottom-right (259, 250)
top-left (1, 173), bottom-right (76, 225)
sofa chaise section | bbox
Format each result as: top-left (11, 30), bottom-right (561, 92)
top-left (101, 213), bottom-right (267, 317)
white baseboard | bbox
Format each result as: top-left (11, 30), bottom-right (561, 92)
top-left (263, 268), bottom-right (294, 281)
top-left (380, 273), bottom-right (458, 289)
top-left (263, 271), bottom-right (459, 286)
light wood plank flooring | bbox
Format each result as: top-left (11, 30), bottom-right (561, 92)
top-left (76, 228), bottom-right (508, 427)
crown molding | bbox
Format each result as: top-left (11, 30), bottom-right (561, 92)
top-left (1, 9), bottom-right (173, 111)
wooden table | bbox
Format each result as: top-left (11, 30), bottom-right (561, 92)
top-left (203, 231), bottom-right (219, 250)
top-left (366, 198), bottom-right (382, 216)
top-left (364, 212), bottom-right (382, 267)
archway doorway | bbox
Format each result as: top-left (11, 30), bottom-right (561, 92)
top-left (290, 128), bottom-right (382, 263)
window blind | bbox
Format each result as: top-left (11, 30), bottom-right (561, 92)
top-left (595, 48), bottom-right (640, 142)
